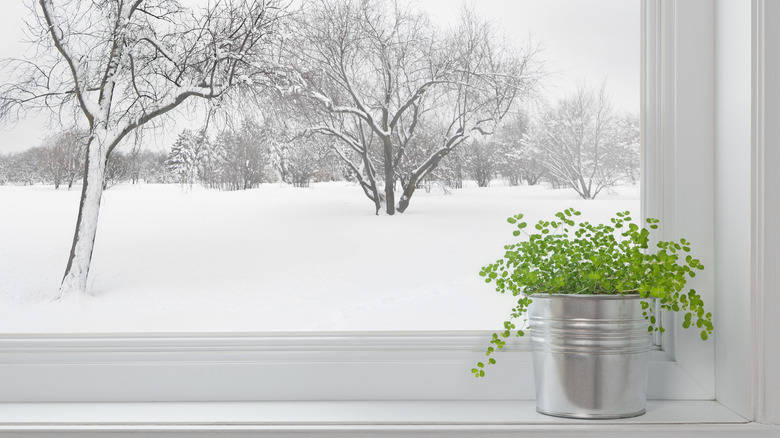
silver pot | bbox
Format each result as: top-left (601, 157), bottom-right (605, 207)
top-left (528, 294), bottom-right (652, 419)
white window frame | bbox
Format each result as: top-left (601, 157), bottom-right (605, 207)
top-left (1, 0), bottom-right (779, 434)
top-left (751, 0), bottom-right (780, 426)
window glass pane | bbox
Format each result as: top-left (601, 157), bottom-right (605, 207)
top-left (0, 0), bottom-right (639, 332)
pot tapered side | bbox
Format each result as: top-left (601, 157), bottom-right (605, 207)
top-left (528, 294), bottom-right (652, 419)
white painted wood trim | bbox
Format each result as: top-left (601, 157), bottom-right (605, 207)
top-left (2, 425), bottom-right (777, 438)
top-left (0, 331), bottom-right (532, 357)
top-left (641, 0), bottom-right (670, 350)
top-left (666, 0), bottom-right (717, 397)
top-left (640, 0), bottom-right (666, 229)
top-left (0, 401), bottom-right (747, 425)
top-left (1, 332), bottom-right (700, 402)
top-left (0, 401), bottom-right (772, 438)
top-left (712, 0), bottom-right (753, 420)
top-left (751, 0), bottom-right (780, 425)
top-left (642, 0), bottom-right (717, 395)
top-left (0, 0), bottom-right (723, 407)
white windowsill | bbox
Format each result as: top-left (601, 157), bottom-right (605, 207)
top-left (3, 400), bottom-right (777, 437)
top-left (0, 400), bottom-right (746, 426)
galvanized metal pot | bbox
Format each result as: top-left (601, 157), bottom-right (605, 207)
top-left (528, 294), bottom-right (652, 419)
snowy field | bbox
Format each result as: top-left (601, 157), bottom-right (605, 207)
top-left (0, 182), bottom-right (639, 333)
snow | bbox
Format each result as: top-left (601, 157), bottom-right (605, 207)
top-left (0, 182), bottom-right (638, 333)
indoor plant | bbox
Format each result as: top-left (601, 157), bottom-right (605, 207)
top-left (473, 208), bottom-right (713, 419)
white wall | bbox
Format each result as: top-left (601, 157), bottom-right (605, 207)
top-left (714, 0), bottom-right (752, 420)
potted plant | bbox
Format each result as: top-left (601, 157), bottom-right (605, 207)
top-left (473, 208), bottom-right (713, 419)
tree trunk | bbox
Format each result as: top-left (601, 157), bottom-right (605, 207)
top-left (57, 133), bottom-right (108, 299)
top-left (397, 176), bottom-right (418, 213)
top-left (382, 137), bottom-right (395, 215)
top-left (398, 147), bottom-right (452, 213)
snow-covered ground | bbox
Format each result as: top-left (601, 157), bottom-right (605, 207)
top-left (0, 182), bottom-right (639, 333)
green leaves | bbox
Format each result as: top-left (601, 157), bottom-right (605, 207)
top-left (474, 209), bottom-right (713, 377)
top-left (471, 362), bottom-right (486, 378)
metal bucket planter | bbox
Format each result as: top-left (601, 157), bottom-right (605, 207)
top-left (528, 294), bottom-right (652, 419)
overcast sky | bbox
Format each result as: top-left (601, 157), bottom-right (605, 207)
top-left (420, 0), bottom-right (639, 109)
top-left (0, 0), bottom-right (639, 154)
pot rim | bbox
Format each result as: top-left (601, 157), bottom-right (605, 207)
top-left (528, 293), bottom-right (644, 299)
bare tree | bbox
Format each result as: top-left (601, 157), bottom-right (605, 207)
top-left (265, 117), bottom-right (345, 186)
top-left (126, 148), bottom-right (167, 184)
top-left (1, 0), bottom-right (290, 298)
top-left (41, 137), bottom-right (66, 189)
top-left (518, 147), bottom-right (548, 186)
top-left (291, 0), bottom-right (542, 214)
top-left (194, 130), bottom-right (223, 189)
top-left (282, 136), bottom-right (331, 187)
top-left (612, 113), bottom-right (641, 185)
top-left (103, 150), bottom-right (132, 189)
top-left (0, 129), bottom-right (85, 188)
top-left (492, 112), bottom-right (536, 186)
top-left (41, 128), bottom-right (86, 189)
top-left (0, 154), bottom-right (8, 185)
top-left (525, 84), bottom-right (639, 199)
top-left (462, 137), bottom-right (498, 187)
top-left (438, 149), bottom-right (465, 189)
top-left (213, 119), bottom-right (270, 190)
top-left (8, 147), bottom-right (46, 185)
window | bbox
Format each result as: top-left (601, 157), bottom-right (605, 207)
top-left (2, 1), bottom-right (777, 434)
top-left (0, 0), bottom-right (640, 334)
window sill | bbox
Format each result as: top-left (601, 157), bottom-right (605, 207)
top-left (0, 332), bottom-right (708, 402)
top-left (2, 400), bottom-right (775, 437)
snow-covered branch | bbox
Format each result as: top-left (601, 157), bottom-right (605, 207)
top-left (38, 0), bottom-right (98, 123)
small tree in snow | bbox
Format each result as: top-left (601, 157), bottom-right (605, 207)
top-left (439, 150), bottom-right (465, 189)
top-left (103, 151), bottom-right (132, 189)
top-left (42, 129), bottom-right (86, 190)
top-left (492, 112), bottom-right (535, 186)
top-left (9, 147), bottom-right (46, 185)
top-left (267, 118), bottom-right (346, 186)
top-left (612, 114), bottom-right (641, 185)
top-left (462, 138), bottom-right (498, 187)
top-left (166, 130), bottom-right (203, 188)
top-left (282, 136), bottom-right (331, 187)
top-left (0, 154), bottom-right (8, 185)
top-left (213, 119), bottom-right (270, 190)
top-left (526, 84), bottom-right (639, 199)
top-left (127, 149), bottom-right (167, 184)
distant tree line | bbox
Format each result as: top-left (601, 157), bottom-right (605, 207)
top-left (1, 83), bottom-right (639, 201)
top-left (444, 85), bottom-right (640, 199)
top-left (164, 118), bottom-right (348, 191)
top-left (0, 129), bottom-right (169, 189)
